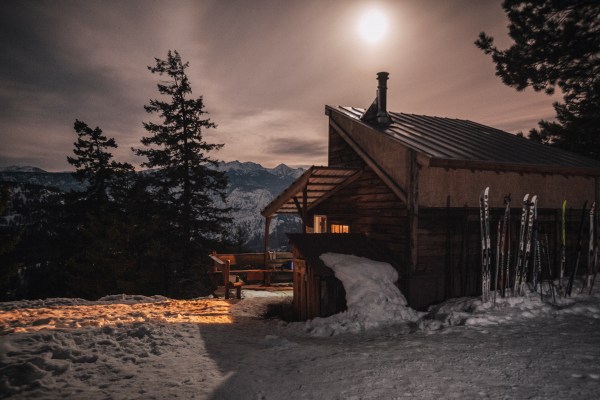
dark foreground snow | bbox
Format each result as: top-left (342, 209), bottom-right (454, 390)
top-left (1, 255), bottom-right (600, 399)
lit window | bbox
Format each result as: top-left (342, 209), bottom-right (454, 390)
top-left (330, 224), bottom-right (349, 233)
top-left (314, 215), bottom-right (327, 233)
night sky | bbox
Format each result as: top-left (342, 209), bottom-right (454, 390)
top-left (0, 0), bottom-right (558, 171)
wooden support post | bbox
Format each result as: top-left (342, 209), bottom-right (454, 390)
top-left (594, 178), bottom-right (599, 280)
top-left (293, 196), bottom-right (306, 233)
top-left (445, 195), bottom-right (452, 298)
top-left (264, 216), bottom-right (272, 267)
top-left (302, 185), bottom-right (308, 233)
top-left (407, 150), bottom-right (419, 272)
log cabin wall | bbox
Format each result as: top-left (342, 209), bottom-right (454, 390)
top-left (410, 205), bottom-right (590, 309)
top-left (303, 200), bottom-right (591, 311)
top-left (291, 250), bottom-right (307, 320)
top-left (325, 121), bottom-right (409, 278)
top-left (419, 167), bottom-right (596, 209)
top-left (291, 250), bottom-right (328, 320)
top-left (291, 242), bottom-right (350, 320)
top-left (329, 111), bottom-right (410, 191)
top-left (328, 125), bottom-right (366, 168)
top-left (310, 168), bottom-right (408, 274)
top-left (410, 166), bottom-right (597, 308)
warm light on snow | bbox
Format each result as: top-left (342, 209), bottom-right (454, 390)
top-left (0, 298), bottom-right (233, 334)
top-left (358, 9), bottom-right (389, 44)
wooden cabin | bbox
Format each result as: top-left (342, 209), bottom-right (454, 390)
top-left (262, 72), bottom-right (600, 315)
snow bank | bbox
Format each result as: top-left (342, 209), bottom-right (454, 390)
top-left (302, 253), bottom-right (420, 336)
top-left (294, 252), bottom-right (600, 337)
top-left (0, 294), bottom-right (170, 311)
top-left (0, 293), bottom-right (283, 398)
top-left (427, 280), bottom-right (600, 329)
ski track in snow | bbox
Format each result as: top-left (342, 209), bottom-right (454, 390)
top-left (1, 285), bottom-right (600, 399)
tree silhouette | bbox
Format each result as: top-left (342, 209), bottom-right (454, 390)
top-left (134, 50), bottom-right (231, 293)
top-left (67, 120), bottom-right (134, 204)
top-left (476, 0), bottom-right (599, 160)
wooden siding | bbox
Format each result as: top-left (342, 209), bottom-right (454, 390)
top-left (310, 168), bottom-right (408, 266)
top-left (406, 205), bottom-right (590, 309)
top-left (291, 249), bottom-right (347, 320)
top-left (330, 111), bottom-right (410, 192)
top-left (418, 166), bottom-right (597, 209)
top-left (328, 125), bottom-right (366, 168)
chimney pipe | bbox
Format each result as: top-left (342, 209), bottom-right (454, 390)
top-left (360, 71), bottom-right (393, 125)
top-left (376, 72), bottom-right (392, 125)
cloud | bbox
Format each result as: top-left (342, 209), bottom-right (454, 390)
top-left (205, 108), bottom-right (328, 168)
top-left (0, 0), bottom-right (559, 171)
top-left (266, 137), bottom-right (327, 157)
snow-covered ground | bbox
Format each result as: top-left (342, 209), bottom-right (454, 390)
top-left (2, 254), bottom-right (600, 399)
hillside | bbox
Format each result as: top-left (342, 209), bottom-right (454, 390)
top-left (0, 162), bottom-right (304, 251)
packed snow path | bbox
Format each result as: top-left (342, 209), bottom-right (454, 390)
top-left (2, 289), bottom-right (600, 399)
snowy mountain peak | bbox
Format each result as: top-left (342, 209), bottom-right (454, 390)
top-left (217, 161), bottom-right (305, 178)
top-left (269, 164), bottom-right (292, 176)
top-left (268, 163), bottom-right (305, 179)
top-left (216, 161), bottom-right (264, 173)
top-left (0, 165), bottom-right (47, 173)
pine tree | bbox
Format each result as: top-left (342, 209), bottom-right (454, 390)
top-left (62, 120), bottom-right (136, 298)
top-left (133, 50), bottom-right (231, 293)
top-left (475, 0), bottom-right (600, 160)
top-left (67, 120), bottom-right (134, 204)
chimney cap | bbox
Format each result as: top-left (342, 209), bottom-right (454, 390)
top-left (361, 72), bottom-right (392, 125)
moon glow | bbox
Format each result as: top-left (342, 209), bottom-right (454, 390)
top-left (358, 9), bottom-right (389, 44)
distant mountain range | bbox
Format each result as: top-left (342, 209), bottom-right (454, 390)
top-left (0, 166), bottom-right (86, 192)
top-left (0, 161), bottom-right (305, 251)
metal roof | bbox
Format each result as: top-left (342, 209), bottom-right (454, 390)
top-left (261, 166), bottom-right (362, 217)
top-left (332, 106), bottom-right (600, 172)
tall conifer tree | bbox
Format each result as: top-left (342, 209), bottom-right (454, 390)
top-left (134, 50), bottom-right (230, 289)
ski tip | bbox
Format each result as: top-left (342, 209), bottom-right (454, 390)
top-left (523, 193), bottom-right (529, 201)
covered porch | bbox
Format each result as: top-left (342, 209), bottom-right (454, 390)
top-left (260, 165), bottom-right (363, 261)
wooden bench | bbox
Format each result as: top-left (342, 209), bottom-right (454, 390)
top-left (210, 252), bottom-right (293, 287)
top-left (209, 253), bottom-right (244, 299)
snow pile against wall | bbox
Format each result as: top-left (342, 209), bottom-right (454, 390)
top-left (427, 282), bottom-right (600, 329)
top-left (302, 253), bottom-right (421, 337)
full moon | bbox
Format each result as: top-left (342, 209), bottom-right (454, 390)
top-left (358, 9), bottom-right (389, 43)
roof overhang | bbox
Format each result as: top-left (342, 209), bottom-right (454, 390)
top-left (261, 166), bottom-right (363, 218)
